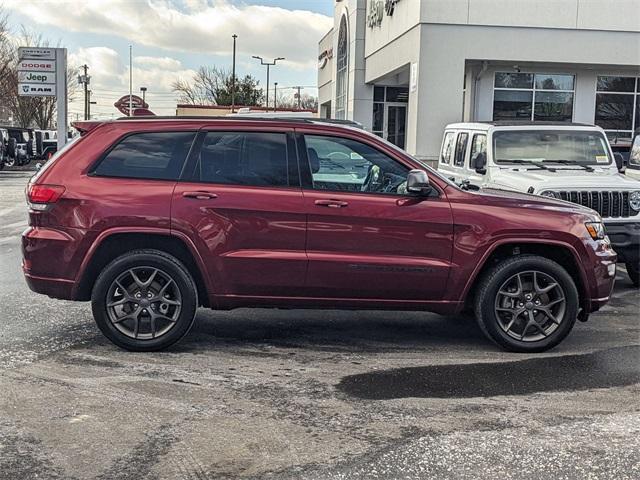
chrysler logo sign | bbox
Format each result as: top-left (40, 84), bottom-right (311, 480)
top-left (367, 0), bottom-right (401, 28)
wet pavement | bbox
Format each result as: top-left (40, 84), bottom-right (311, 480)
top-left (1, 170), bottom-right (639, 479)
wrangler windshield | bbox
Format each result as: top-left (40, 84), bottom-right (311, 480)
top-left (493, 130), bottom-right (612, 166)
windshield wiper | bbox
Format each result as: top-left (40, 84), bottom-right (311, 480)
top-left (499, 159), bottom-right (554, 172)
top-left (542, 160), bottom-right (594, 172)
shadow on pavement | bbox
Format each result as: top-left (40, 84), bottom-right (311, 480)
top-left (336, 345), bottom-right (640, 399)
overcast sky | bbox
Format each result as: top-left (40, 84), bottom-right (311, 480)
top-left (5, 0), bottom-right (334, 118)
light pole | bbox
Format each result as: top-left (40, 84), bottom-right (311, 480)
top-left (140, 86), bottom-right (147, 106)
top-left (231, 34), bottom-right (237, 113)
top-left (274, 82), bottom-right (278, 110)
top-left (252, 56), bottom-right (284, 111)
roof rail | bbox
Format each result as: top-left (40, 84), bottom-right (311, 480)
top-left (114, 115), bottom-right (363, 128)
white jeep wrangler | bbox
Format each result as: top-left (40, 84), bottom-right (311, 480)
top-left (438, 121), bottom-right (640, 286)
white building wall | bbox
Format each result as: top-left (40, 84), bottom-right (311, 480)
top-left (319, 0), bottom-right (640, 163)
top-left (413, 23), bottom-right (640, 162)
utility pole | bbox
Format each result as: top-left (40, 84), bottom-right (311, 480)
top-left (231, 34), bottom-right (237, 113)
top-left (295, 86), bottom-right (303, 110)
top-left (274, 82), bottom-right (277, 110)
top-left (252, 56), bottom-right (284, 111)
top-left (128, 45), bottom-right (133, 116)
top-left (78, 64), bottom-right (90, 120)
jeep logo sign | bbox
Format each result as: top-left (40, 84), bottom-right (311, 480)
top-left (18, 71), bottom-right (55, 84)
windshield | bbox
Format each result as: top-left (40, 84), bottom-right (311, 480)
top-left (493, 130), bottom-right (612, 166)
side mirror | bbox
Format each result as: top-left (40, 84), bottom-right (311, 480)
top-left (472, 152), bottom-right (487, 174)
top-left (406, 169), bottom-right (432, 195)
top-left (613, 152), bottom-right (627, 173)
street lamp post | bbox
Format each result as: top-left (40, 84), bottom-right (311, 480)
top-left (231, 34), bottom-right (237, 113)
top-left (252, 56), bottom-right (284, 111)
top-left (274, 82), bottom-right (278, 110)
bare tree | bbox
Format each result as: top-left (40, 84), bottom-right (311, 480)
top-left (173, 66), bottom-right (263, 106)
top-left (276, 91), bottom-right (318, 111)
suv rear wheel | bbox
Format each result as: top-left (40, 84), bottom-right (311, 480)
top-left (91, 249), bottom-right (198, 351)
top-left (474, 255), bottom-right (579, 352)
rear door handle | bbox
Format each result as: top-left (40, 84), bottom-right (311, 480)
top-left (315, 199), bottom-right (349, 208)
top-left (182, 191), bottom-right (218, 200)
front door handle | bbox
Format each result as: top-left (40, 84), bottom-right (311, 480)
top-left (315, 199), bottom-right (349, 208)
top-left (182, 191), bottom-right (218, 200)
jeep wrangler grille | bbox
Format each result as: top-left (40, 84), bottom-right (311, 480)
top-left (557, 191), bottom-right (637, 218)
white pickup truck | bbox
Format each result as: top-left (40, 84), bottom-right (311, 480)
top-left (438, 122), bottom-right (640, 286)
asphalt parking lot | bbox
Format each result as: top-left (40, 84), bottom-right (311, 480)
top-left (1, 169), bottom-right (639, 479)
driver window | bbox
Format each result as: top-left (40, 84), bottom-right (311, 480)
top-left (469, 134), bottom-right (487, 168)
top-left (304, 135), bottom-right (409, 195)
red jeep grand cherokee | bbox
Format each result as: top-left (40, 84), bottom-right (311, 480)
top-left (23, 117), bottom-right (616, 352)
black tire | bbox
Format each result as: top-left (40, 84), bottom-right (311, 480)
top-left (91, 249), bottom-right (198, 351)
top-left (4, 155), bottom-right (15, 167)
top-left (626, 262), bottom-right (640, 288)
top-left (474, 255), bottom-right (579, 353)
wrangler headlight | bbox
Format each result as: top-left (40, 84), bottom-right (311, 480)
top-left (540, 190), bottom-right (559, 199)
top-left (629, 191), bottom-right (640, 212)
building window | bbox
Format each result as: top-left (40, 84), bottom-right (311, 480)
top-left (595, 75), bottom-right (640, 143)
top-left (493, 72), bottom-right (575, 122)
top-left (335, 15), bottom-right (348, 120)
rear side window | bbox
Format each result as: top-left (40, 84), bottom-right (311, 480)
top-left (440, 132), bottom-right (455, 164)
top-left (195, 131), bottom-right (289, 187)
top-left (454, 132), bottom-right (469, 167)
top-left (94, 132), bottom-right (196, 180)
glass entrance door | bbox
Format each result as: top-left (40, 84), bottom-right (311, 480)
top-left (385, 104), bottom-right (407, 149)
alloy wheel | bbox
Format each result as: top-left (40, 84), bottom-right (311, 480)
top-left (494, 270), bottom-right (566, 342)
top-left (106, 267), bottom-right (182, 340)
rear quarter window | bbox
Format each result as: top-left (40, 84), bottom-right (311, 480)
top-left (93, 131), bottom-right (196, 180)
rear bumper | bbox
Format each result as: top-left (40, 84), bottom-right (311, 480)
top-left (22, 226), bottom-right (86, 300)
top-left (605, 221), bottom-right (640, 265)
top-left (23, 272), bottom-right (75, 300)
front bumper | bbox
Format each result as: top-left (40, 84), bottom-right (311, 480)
top-left (605, 221), bottom-right (640, 265)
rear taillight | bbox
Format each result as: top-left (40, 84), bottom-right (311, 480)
top-left (27, 184), bottom-right (65, 211)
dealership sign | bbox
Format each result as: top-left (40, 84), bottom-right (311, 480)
top-left (18, 47), bottom-right (56, 60)
top-left (367, 0), bottom-right (401, 28)
top-left (18, 71), bottom-right (55, 84)
top-left (114, 95), bottom-right (148, 116)
top-left (17, 46), bottom-right (68, 151)
top-left (19, 83), bottom-right (56, 96)
top-left (17, 59), bottom-right (56, 73)
top-left (318, 47), bottom-right (334, 69)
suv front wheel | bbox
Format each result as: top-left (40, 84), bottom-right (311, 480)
top-left (91, 249), bottom-right (198, 351)
top-left (474, 255), bottom-right (579, 352)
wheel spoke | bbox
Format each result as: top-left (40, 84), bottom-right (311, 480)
top-left (129, 269), bottom-right (145, 288)
top-left (538, 307), bottom-right (560, 325)
top-left (111, 306), bottom-right (142, 324)
top-left (107, 298), bottom-right (129, 308)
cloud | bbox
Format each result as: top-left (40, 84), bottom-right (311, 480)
top-left (68, 47), bottom-right (196, 117)
top-left (6, 0), bottom-right (332, 69)
top-left (135, 56), bottom-right (183, 71)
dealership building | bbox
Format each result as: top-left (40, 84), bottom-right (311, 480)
top-left (317, 0), bottom-right (640, 165)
